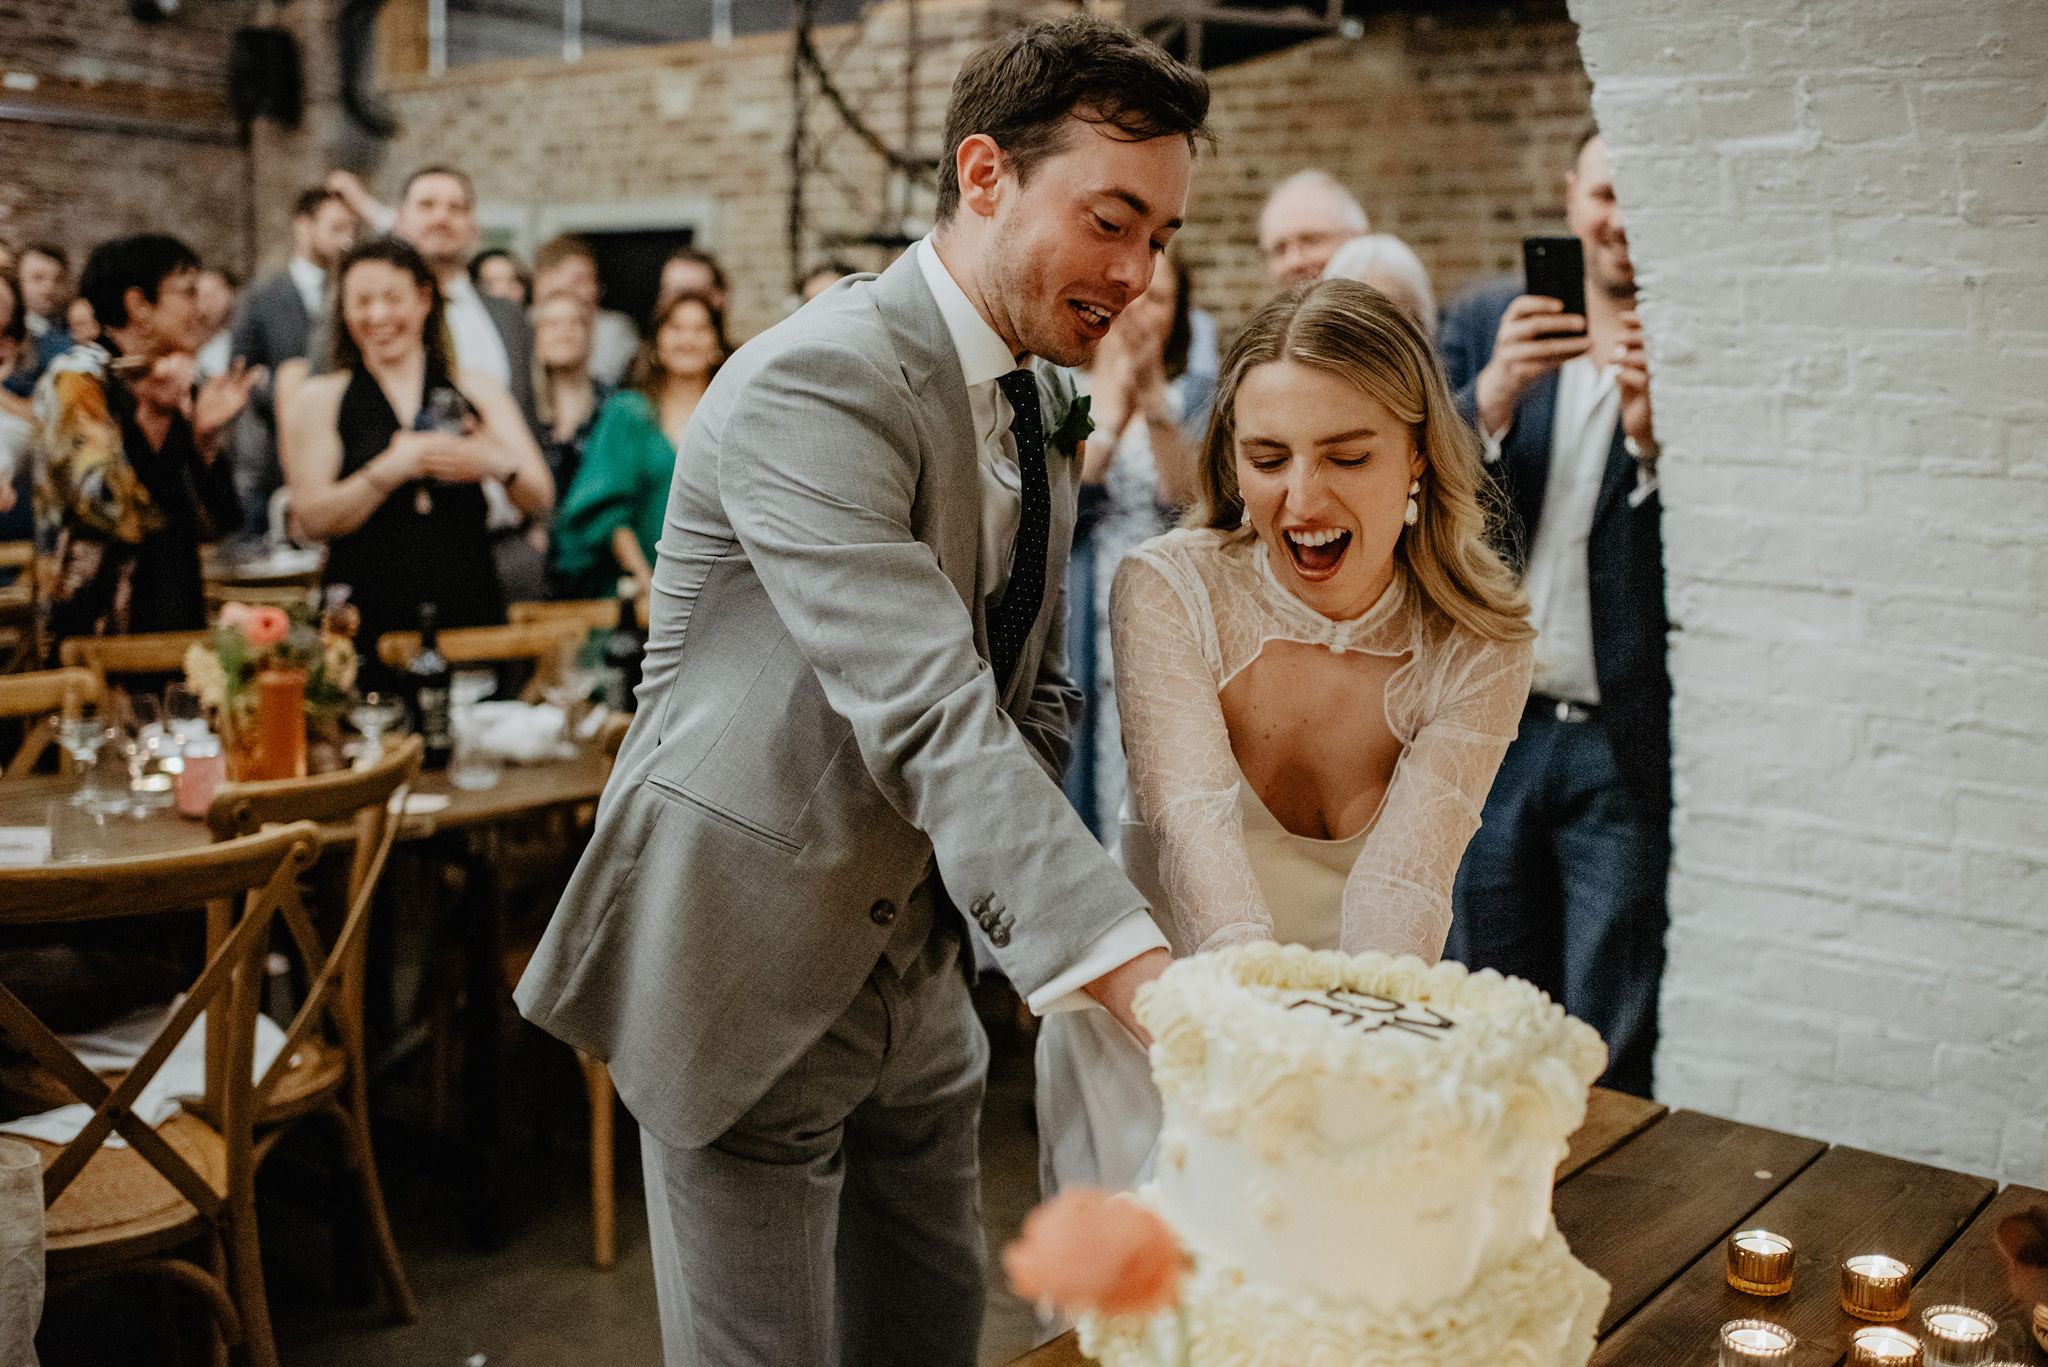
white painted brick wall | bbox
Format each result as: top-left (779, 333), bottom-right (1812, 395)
top-left (1565, 0), bottom-right (2048, 1183)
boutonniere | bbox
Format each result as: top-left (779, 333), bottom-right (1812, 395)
top-left (1050, 393), bottom-right (1094, 459)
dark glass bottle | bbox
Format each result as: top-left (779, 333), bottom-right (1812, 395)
top-left (602, 577), bottom-right (646, 714)
top-left (407, 602), bottom-right (454, 770)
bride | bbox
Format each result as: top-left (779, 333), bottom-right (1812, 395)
top-left (1038, 278), bottom-right (1535, 1197)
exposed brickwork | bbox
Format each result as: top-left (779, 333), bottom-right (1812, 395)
top-left (0, 0), bottom-right (258, 272)
top-left (1572, 0), bottom-right (2048, 1183)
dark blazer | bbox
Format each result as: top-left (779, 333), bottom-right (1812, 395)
top-left (480, 292), bottom-right (538, 431)
top-left (1444, 276), bottom-right (1671, 816)
top-left (232, 270), bottom-right (316, 372)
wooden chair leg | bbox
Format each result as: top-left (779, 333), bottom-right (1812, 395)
top-left (578, 1051), bottom-right (615, 1270)
top-left (337, 1058), bottom-right (419, 1321)
top-left (223, 1198), bottom-right (279, 1367)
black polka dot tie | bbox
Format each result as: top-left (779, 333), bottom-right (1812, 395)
top-left (988, 368), bottom-right (1050, 691)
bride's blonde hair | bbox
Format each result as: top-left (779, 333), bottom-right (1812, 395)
top-left (1188, 278), bottom-right (1533, 643)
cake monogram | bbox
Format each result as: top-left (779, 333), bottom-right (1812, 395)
top-left (1283, 986), bottom-right (1456, 1039)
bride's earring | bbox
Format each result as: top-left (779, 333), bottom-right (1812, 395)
top-left (1404, 478), bottom-right (1421, 527)
top-left (1240, 504), bottom-right (1252, 528)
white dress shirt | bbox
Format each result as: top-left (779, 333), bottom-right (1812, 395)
top-left (588, 309), bottom-right (641, 388)
top-left (1521, 356), bottom-right (1618, 705)
top-left (441, 272), bottom-right (512, 386)
top-left (913, 236), bottom-right (1167, 1014)
top-left (287, 255), bottom-right (327, 319)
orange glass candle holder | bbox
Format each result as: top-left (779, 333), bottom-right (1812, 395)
top-left (227, 668), bottom-right (308, 782)
top-left (1842, 1254), bottom-right (1914, 1323)
top-left (1727, 1230), bottom-right (1795, 1296)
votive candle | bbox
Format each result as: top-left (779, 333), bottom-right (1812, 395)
top-left (1849, 1325), bottom-right (1924, 1367)
top-left (1720, 1318), bottom-right (1797, 1367)
top-left (1727, 1229), bottom-right (1795, 1296)
top-left (1919, 1305), bottom-right (1996, 1367)
top-left (1842, 1253), bottom-right (1914, 1322)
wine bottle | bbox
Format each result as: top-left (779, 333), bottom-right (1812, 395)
top-left (602, 576), bottom-right (646, 714)
top-left (408, 602), bottom-right (454, 770)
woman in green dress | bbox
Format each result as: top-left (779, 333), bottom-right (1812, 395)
top-left (550, 289), bottom-right (727, 599)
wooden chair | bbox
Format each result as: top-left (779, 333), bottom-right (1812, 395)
top-left (0, 823), bottom-right (321, 1367)
top-left (0, 666), bottom-right (103, 779)
top-left (0, 541), bottom-right (38, 673)
top-left (375, 621), bottom-right (587, 703)
top-left (60, 629), bottom-right (211, 687)
top-left (507, 595), bottom-right (647, 632)
top-left (205, 736), bottom-right (425, 1322)
top-left (577, 711), bottom-right (633, 1269)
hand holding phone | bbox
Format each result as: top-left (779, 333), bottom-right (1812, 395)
top-left (1521, 235), bottom-right (1587, 321)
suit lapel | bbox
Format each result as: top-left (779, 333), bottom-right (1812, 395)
top-left (1505, 369), bottom-right (1560, 560)
top-left (1590, 423), bottom-right (1636, 528)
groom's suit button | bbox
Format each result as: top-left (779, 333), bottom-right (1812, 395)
top-left (970, 896), bottom-right (990, 916)
top-left (869, 899), bottom-right (897, 927)
top-left (988, 925), bottom-right (1011, 947)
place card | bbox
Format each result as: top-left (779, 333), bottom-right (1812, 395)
top-left (1727, 1229), bottom-right (1795, 1296)
top-left (0, 828), bottom-right (52, 867)
top-left (1842, 1253), bottom-right (1914, 1322)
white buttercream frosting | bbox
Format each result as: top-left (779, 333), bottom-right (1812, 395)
top-left (1117, 944), bottom-right (1609, 1363)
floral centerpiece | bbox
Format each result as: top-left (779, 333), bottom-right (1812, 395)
top-left (184, 598), bottom-right (358, 781)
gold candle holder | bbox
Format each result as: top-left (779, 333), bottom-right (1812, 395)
top-left (1720, 1318), bottom-right (1797, 1367)
top-left (2032, 1303), bottom-right (2046, 1354)
top-left (1842, 1253), bottom-right (1914, 1322)
top-left (1919, 1305), bottom-right (1996, 1366)
top-left (1849, 1326), bottom-right (1924, 1367)
top-left (1727, 1229), bottom-right (1795, 1296)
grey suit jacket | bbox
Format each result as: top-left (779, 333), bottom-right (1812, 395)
top-left (480, 292), bottom-right (538, 431)
top-left (515, 252), bottom-right (1148, 1150)
top-left (232, 271), bottom-right (315, 372)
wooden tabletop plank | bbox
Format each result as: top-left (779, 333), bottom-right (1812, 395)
top-left (1556, 1108), bottom-right (1827, 1332)
top-left (1592, 1145), bottom-right (1997, 1367)
top-left (1008, 1332), bottom-right (1084, 1367)
top-left (1561, 1087), bottom-right (1669, 1181)
top-left (1910, 1182), bottom-right (2048, 1365)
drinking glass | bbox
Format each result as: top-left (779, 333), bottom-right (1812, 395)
top-left (348, 691), bottom-right (406, 769)
top-left (540, 639), bottom-right (601, 756)
top-left (163, 682), bottom-right (209, 746)
top-left (46, 798), bottom-right (110, 862)
top-left (56, 708), bottom-right (114, 808)
top-left (448, 705), bottom-right (502, 791)
top-left (118, 692), bottom-right (178, 813)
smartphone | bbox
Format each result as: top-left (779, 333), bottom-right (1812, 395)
top-left (1522, 235), bottom-right (1586, 325)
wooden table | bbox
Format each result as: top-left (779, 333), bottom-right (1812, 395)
top-left (1, 750), bottom-right (611, 1245)
top-left (1011, 1089), bottom-right (2048, 1367)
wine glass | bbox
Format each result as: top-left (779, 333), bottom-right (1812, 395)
top-left (163, 681), bottom-right (209, 745)
top-left (117, 692), bottom-right (178, 813)
top-left (540, 638), bottom-right (601, 756)
top-left (348, 691), bottom-right (406, 769)
top-left (56, 706), bottom-right (114, 809)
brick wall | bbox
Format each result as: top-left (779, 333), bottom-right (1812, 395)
top-left (1570, 0), bottom-right (2048, 1182)
top-left (0, 0), bottom-right (257, 274)
top-left (338, 0), bottom-right (1591, 340)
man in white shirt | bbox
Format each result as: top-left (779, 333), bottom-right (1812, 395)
top-left (515, 18), bottom-right (1206, 1365)
top-left (231, 186), bottom-right (360, 533)
top-left (1441, 129), bottom-right (1670, 1098)
top-left (1258, 169), bottom-right (1369, 290)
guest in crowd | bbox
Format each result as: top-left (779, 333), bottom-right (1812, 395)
top-left (9, 243), bottom-right (75, 396)
top-left (279, 237), bottom-right (550, 686)
top-left (1440, 127), bottom-right (1669, 1098)
top-left (530, 291), bottom-right (610, 522)
top-left (231, 184), bottom-right (359, 534)
top-left (64, 296), bottom-right (99, 349)
top-left (471, 247), bottom-right (531, 306)
top-left (658, 245), bottom-right (728, 315)
top-left (193, 267), bottom-right (238, 379)
top-left (1324, 233), bottom-right (1437, 342)
top-left (0, 269), bottom-right (32, 521)
top-left (551, 289), bottom-right (723, 601)
top-left (532, 234), bottom-right (640, 387)
top-left (1062, 253), bottom-right (1201, 838)
top-left (1258, 170), bottom-right (1369, 290)
top-left (800, 258), bottom-right (859, 304)
top-left (30, 235), bottom-right (260, 646)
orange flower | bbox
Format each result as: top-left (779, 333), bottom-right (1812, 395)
top-left (243, 605), bottom-right (291, 648)
top-left (1003, 1187), bottom-right (1185, 1317)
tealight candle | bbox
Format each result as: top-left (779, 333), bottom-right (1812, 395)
top-left (2033, 1303), bottom-right (2047, 1354)
top-left (1842, 1253), bottom-right (1914, 1322)
top-left (1849, 1325), bottom-right (1924, 1367)
top-left (1720, 1318), bottom-right (1797, 1367)
top-left (1919, 1305), bottom-right (1996, 1367)
top-left (1727, 1229), bottom-right (1796, 1296)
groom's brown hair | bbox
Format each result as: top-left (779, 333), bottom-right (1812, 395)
top-left (935, 16), bottom-right (1211, 223)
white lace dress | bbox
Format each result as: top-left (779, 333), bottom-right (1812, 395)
top-left (1035, 526), bottom-right (1533, 1196)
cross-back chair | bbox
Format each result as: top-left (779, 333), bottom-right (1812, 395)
top-left (507, 595), bottom-right (647, 633)
top-left (0, 666), bottom-right (103, 779)
top-left (375, 621), bottom-right (587, 704)
top-left (0, 541), bottom-right (37, 673)
top-left (205, 734), bottom-right (424, 1322)
top-left (0, 822), bottom-right (321, 1367)
top-left (59, 629), bottom-right (211, 690)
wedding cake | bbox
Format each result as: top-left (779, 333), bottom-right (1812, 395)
top-left (1079, 944), bottom-right (1611, 1367)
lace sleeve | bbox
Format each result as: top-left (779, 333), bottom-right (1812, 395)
top-left (1338, 634), bottom-right (1533, 960)
top-left (1109, 553), bottom-right (1276, 955)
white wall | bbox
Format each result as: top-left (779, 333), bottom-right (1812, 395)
top-left (1567, 0), bottom-right (2048, 1182)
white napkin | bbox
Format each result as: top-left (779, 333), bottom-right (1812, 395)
top-left (460, 701), bottom-right (568, 765)
top-left (0, 1002), bottom-right (291, 1150)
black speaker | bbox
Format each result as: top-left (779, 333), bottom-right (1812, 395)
top-left (229, 27), bottom-right (304, 128)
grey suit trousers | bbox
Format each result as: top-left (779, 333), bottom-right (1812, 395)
top-left (639, 904), bottom-right (989, 1367)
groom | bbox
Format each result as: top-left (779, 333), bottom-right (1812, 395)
top-left (516, 17), bottom-right (1208, 1365)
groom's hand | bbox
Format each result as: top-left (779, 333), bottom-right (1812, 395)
top-left (1083, 947), bottom-right (1172, 1048)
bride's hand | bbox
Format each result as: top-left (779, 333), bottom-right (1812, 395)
top-left (1082, 946), bottom-right (1172, 1047)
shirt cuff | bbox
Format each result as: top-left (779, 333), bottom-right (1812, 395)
top-left (1627, 462), bottom-right (1659, 508)
top-left (1026, 911), bottom-right (1169, 1016)
top-left (1479, 422), bottom-right (1508, 464)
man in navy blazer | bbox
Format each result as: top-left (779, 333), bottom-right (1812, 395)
top-left (1440, 128), bottom-right (1669, 1097)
